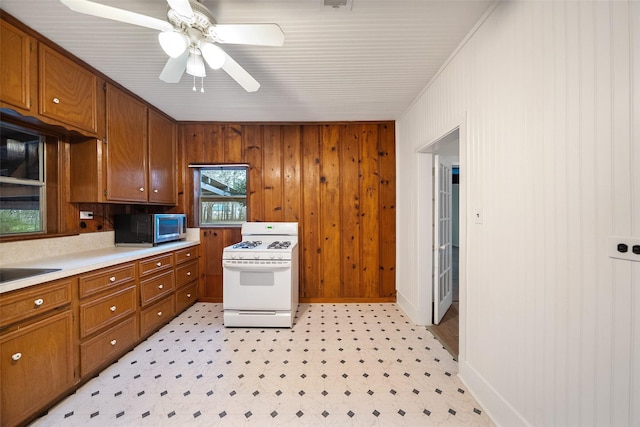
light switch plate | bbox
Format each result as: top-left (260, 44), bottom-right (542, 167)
top-left (608, 236), bottom-right (640, 262)
top-left (80, 211), bottom-right (94, 220)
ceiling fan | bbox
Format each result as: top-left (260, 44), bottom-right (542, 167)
top-left (60, 0), bottom-right (285, 92)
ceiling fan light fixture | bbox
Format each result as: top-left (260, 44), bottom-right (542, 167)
top-left (186, 51), bottom-right (206, 77)
top-left (199, 41), bottom-right (226, 69)
top-left (158, 31), bottom-right (189, 58)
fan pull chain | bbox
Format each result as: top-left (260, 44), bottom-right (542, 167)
top-left (201, 77), bottom-right (205, 93)
top-left (192, 75), bottom-right (196, 92)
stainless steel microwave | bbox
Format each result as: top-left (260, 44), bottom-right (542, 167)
top-left (114, 214), bottom-right (187, 246)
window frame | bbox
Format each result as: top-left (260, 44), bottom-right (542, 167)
top-left (0, 122), bottom-right (47, 236)
top-left (191, 163), bottom-right (249, 227)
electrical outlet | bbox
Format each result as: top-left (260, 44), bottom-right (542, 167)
top-left (80, 211), bottom-right (94, 220)
top-left (609, 236), bottom-right (640, 262)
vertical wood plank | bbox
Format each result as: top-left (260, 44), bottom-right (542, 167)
top-left (181, 123), bottom-right (204, 223)
top-left (243, 125), bottom-right (264, 221)
top-left (224, 124), bottom-right (243, 163)
top-left (359, 124), bottom-right (380, 298)
top-left (340, 124), bottom-right (361, 297)
top-left (301, 125), bottom-right (322, 299)
top-left (320, 124), bottom-right (341, 298)
top-left (202, 123), bottom-right (223, 163)
top-left (263, 125), bottom-right (283, 221)
top-left (378, 122), bottom-right (396, 298)
top-left (282, 125), bottom-right (302, 222)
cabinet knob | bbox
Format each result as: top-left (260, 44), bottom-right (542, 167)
top-left (11, 352), bottom-right (22, 361)
top-left (186, 293), bottom-right (192, 298)
top-left (110, 305), bottom-right (117, 312)
top-left (153, 189), bottom-right (159, 193)
top-left (186, 271), bottom-right (191, 276)
top-left (158, 284), bottom-right (164, 289)
top-left (52, 97), bottom-right (60, 104)
top-left (186, 253), bottom-right (191, 257)
top-left (34, 298), bottom-right (44, 307)
top-left (156, 262), bottom-right (162, 267)
top-left (109, 276), bottom-right (116, 282)
top-left (110, 339), bottom-right (117, 346)
top-left (157, 311), bottom-right (163, 317)
top-left (139, 187), bottom-right (144, 192)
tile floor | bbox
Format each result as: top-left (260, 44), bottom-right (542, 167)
top-left (30, 303), bottom-right (493, 426)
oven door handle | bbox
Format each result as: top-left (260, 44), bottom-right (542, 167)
top-left (223, 261), bottom-right (291, 271)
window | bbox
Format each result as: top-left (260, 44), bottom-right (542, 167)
top-left (0, 124), bottom-right (45, 236)
top-left (193, 164), bottom-right (248, 226)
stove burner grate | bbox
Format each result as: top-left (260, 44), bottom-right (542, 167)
top-left (267, 241), bottom-right (291, 249)
top-left (232, 240), bottom-right (262, 249)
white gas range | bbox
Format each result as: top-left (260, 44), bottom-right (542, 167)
top-left (222, 222), bottom-right (299, 328)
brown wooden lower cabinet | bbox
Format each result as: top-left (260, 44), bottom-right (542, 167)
top-left (0, 244), bottom-right (200, 426)
top-left (140, 294), bottom-right (175, 338)
top-left (80, 315), bottom-right (137, 376)
top-left (0, 310), bottom-right (74, 427)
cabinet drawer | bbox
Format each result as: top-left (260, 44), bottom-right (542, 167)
top-left (176, 282), bottom-right (197, 314)
top-left (1, 310), bottom-right (74, 427)
top-left (140, 294), bottom-right (175, 338)
top-left (176, 260), bottom-right (198, 288)
top-left (175, 246), bottom-right (199, 265)
top-left (140, 270), bottom-right (174, 307)
top-left (139, 253), bottom-right (173, 277)
top-left (79, 285), bottom-right (136, 339)
top-left (0, 279), bottom-right (72, 328)
top-left (80, 315), bottom-right (137, 377)
top-left (78, 263), bottom-right (135, 299)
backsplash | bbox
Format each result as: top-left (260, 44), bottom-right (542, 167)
top-left (1, 229), bottom-right (200, 265)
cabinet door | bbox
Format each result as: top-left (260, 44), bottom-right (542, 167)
top-left (105, 84), bottom-right (148, 202)
top-left (39, 44), bottom-right (98, 135)
top-left (0, 19), bottom-right (35, 113)
top-left (148, 109), bottom-right (177, 205)
top-left (1, 311), bottom-right (74, 427)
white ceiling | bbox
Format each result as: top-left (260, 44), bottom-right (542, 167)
top-left (0, 0), bottom-right (494, 122)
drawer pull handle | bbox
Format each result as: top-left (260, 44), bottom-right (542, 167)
top-left (139, 187), bottom-right (145, 192)
top-left (186, 253), bottom-right (191, 257)
top-left (110, 305), bottom-right (117, 312)
top-left (34, 298), bottom-right (44, 307)
top-left (187, 293), bottom-right (192, 298)
top-left (153, 189), bottom-right (159, 193)
top-left (110, 339), bottom-right (117, 346)
top-left (158, 284), bottom-right (164, 289)
top-left (11, 352), bottom-right (22, 361)
top-left (52, 97), bottom-right (60, 104)
top-left (109, 276), bottom-right (116, 282)
top-left (157, 311), bottom-right (163, 317)
top-left (156, 262), bottom-right (162, 267)
top-left (187, 271), bottom-right (191, 276)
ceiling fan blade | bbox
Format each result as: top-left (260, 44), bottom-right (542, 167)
top-left (212, 24), bottom-right (285, 47)
top-left (220, 52), bottom-right (260, 92)
top-left (60, 0), bottom-right (173, 32)
top-left (167, 0), bottom-right (194, 19)
top-left (159, 51), bottom-right (189, 83)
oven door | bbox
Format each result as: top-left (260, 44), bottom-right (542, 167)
top-left (223, 260), bottom-right (292, 311)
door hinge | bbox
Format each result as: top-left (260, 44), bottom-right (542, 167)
top-left (103, 82), bottom-right (107, 92)
top-left (103, 189), bottom-right (107, 196)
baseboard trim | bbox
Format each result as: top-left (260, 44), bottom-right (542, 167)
top-left (458, 359), bottom-right (530, 427)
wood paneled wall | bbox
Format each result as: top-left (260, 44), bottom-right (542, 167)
top-left (178, 122), bottom-right (396, 302)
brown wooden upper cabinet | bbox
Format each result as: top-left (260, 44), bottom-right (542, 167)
top-left (0, 17), bottom-right (99, 137)
top-left (38, 44), bottom-right (98, 136)
top-left (69, 84), bottom-right (177, 205)
top-left (0, 19), bottom-right (36, 114)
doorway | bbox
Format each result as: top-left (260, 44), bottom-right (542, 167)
top-left (418, 126), bottom-right (461, 358)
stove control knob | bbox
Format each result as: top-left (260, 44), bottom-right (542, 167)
top-left (238, 254), bottom-right (244, 259)
top-left (254, 254), bottom-right (261, 259)
top-left (277, 254), bottom-right (284, 259)
top-left (270, 254), bottom-right (276, 259)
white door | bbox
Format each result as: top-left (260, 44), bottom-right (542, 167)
top-left (433, 155), bottom-right (453, 324)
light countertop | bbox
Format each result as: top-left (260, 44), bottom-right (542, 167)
top-left (0, 231), bottom-right (200, 294)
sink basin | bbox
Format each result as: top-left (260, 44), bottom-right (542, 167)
top-left (0, 268), bottom-right (62, 283)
